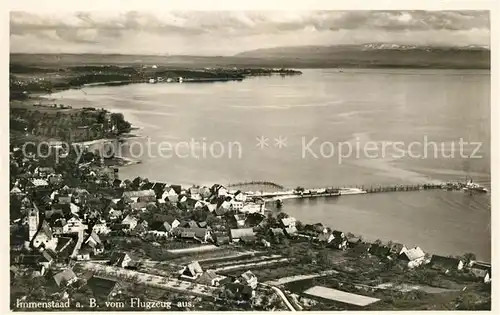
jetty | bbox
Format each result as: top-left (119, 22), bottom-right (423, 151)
top-left (241, 181), bottom-right (467, 203)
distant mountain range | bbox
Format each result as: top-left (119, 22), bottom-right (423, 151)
top-left (233, 44), bottom-right (490, 69)
top-left (10, 43), bottom-right (490, 69)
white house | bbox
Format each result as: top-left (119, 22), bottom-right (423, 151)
top-left (66, 215), bottom-right (88, 233)
top-left (121, 215), bottom-right (138, 231)
top-left (241, 203), bottom-right (264, 215)
top-left (230, 200), bottom-right (244, 211)
top-left (400, 247), bottom-right (426, 268)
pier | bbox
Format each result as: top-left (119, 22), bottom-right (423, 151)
top-left (246, 181), bottom-right (465, 203)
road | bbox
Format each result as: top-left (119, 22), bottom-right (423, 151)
top-left (260, 283), bottom-right (296, 312)
top-left (80, 261), bottom-right (216, 297)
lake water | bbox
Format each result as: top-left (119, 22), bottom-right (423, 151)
top-left (51, 68), bottom-right (491, 260)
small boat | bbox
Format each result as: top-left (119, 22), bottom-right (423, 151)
top-left (463, 179), bottom-right (488, 193)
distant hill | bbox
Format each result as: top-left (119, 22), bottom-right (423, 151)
top-left (10, 43), bottom-right (490, 69)
top-left (234, 44), bottom-right (490, 69)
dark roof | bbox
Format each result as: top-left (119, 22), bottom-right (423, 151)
top-left (150, 221), bottom-right (170, 232)
top-left (347, 236), bottom-right (361, 244)
top-left (152, 214), bottom-right (170, 223)
top-left (389, 243), bottom-right (406, 253)
top-left (55, 237), bottom-right (74, 252)
top-left (470, 262), bottom-right (491, 276)
top-left (170, 185), bottom-right (182, 195)
top-left (87, 276), bottom-right (118, 298)
top-left (140, 182), bottom-right (155, 190)
top-left (430, 255), bottom-right (463, 269)
top-left (369, 244), bottom-right (391, 257)
top-left (332, 230), bottom-right (344, 238)
top-left (109, 252), bottom-right (133, 266)
top-left (184, 220), bottom-right (199, 229)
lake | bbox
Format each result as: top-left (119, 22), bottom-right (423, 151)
top-left (51, 68), bottom-right (491, 260)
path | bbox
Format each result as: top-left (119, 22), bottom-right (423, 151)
top-left (260, 283), bottom-right (296, 312)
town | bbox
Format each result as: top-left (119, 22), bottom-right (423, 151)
top-left (10, 134), bottom-right (491, 311)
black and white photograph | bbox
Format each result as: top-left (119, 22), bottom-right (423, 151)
top-left (8, 1), bottom-right (493, 312)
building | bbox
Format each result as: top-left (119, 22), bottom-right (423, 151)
top-left (87, 276), bottom-right (120, 301)
top-left (317, 232), bottom-right (334, 244)
top-left (230, 200), bottom-right (244, 211)
top-left (197, 270), bottom-right (227, 287)
top-left (281, 217), bottom-right (297, 229)
top-left (180, 261), bottom-right (203, 280)
top-left (389, 243), bottom-right (408, 256)
top-left (241, 203), bottom-right (264, 215)
top-left (28, 204), bottom-right (40, 242)
top-left (230, 228), bottom-right (255, 243)
top-left (470, 261), bottom-right (491, 283)
top-left (239, 270), bottom-right (258, 289)
top-left (53, 269), bottom-right (78, 287)
top-left (121, 215), bottom-right (138, 231)
top-left (109, 252), bottom-right (134, 268)
top-left (429, 255), bottom-right (464, 273)
top-left (399, 247), bottom-right (426, 268)
top-left (369, 244), bottom-right (391, 258)
top-left (33, 221), bottom-right (58, 250)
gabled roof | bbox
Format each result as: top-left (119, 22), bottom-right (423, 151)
top-left (122, 190), bottom-right (156, 198)
top-left (41, 249), bottom-right (57, 262)
top-left (332, 230), bottom-right (344, 238)
top-left (140, 182), bottom-right (155, 190)
top-left (347, 236), bottom-right (361, 244)
top-left (185, 220), bottom-right (199, 229)
top-left (197, 269), bottom-right (221, 285)
top-left (170, 185), bottom-right (182, 195)
top-left (281, 217), bottom-right (296, 227)
top-left (470, 262), bottom-right (491, 276)
top-left (430, 255), bottom-right (462, 269)
top-left (121, 214), bottom-right (138, 225)
top-left (369, 244), bottom-right (391, 257)
top-left (55, 237), bottom-right (74, 252)
top-left (230, 228), bottom-right (255, 239)
top-left (471, 268), bottom-right (490, 278)
top-left (184, 261), bottom-right (203, 277)
top-left (240, 270), bottom-right (257, 281)
top-left (53, 269), bottom-right (77, 287)
top-left (85, 231), bottom-right (102, 247)
top-left (109, 252), bottom-right (133, 266)
top-left (401, 247), bottom-right (425, 261)
top-left (37, 220), bottom-right (53, 239)
top-left (317, 233), bottom-right (332, 242)
top-left (87, 276), bottom-right (118, 298)
top-left (389, 243), bottom-right (406, 253)
top-left (284, 226), bottom-right (298, 235)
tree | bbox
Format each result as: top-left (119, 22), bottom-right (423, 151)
top-left (295, 186), bottom-right (305, 193)
top-left (463, 253), bottom-right (476, 264)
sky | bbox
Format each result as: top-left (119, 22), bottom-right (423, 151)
top-left (10, 11), bottom-right (490, 55)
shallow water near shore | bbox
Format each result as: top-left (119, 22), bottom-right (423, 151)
top-left (50, 68), bottom-right (491, 261)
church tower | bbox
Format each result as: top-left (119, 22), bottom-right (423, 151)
top-left (28, 203), bottom-right (40, 241)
